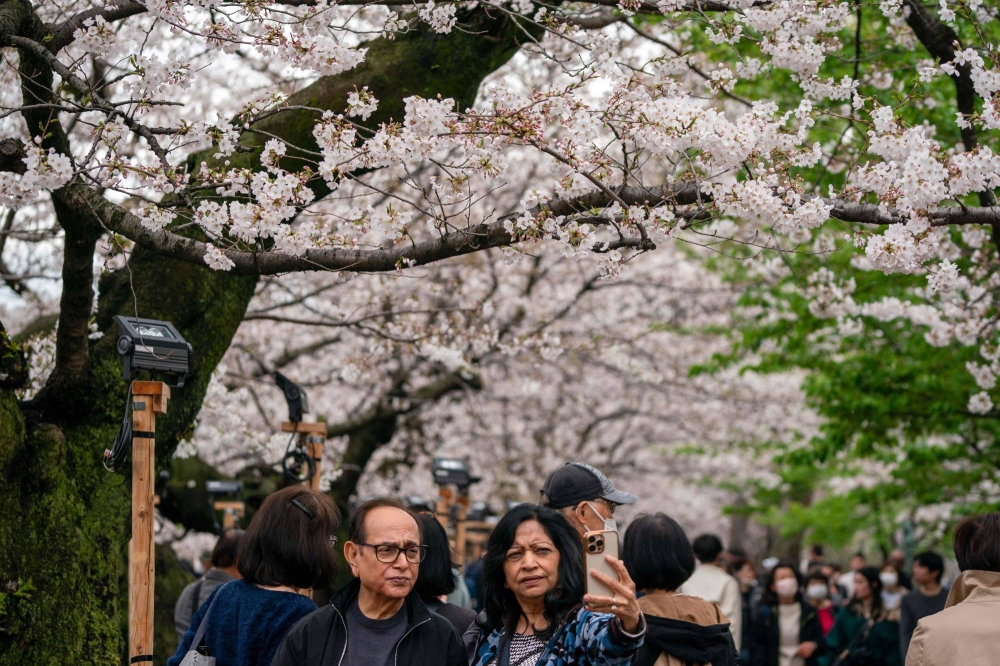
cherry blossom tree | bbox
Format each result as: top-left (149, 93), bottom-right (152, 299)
top-left (2, 0), bottom-right (999, 657)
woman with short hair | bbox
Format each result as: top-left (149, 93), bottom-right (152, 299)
top-left (414, 512), bottom-right (478, 634)
top-left (464, 503), bottom-right (645, 666)
top-left (622, 512), bottom-right (739, 666)
top-left (167, 486), bottom-right (340, 666)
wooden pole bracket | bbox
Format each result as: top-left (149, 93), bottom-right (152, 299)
top-left (129, 381), bottom-right (169, 665)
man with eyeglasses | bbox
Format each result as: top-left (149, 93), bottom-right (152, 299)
top-left (539, 462), bottom-right (638, 540)
top-left (272, 497), bottom-right (467, 666)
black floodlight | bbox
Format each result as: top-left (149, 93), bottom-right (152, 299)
top-left (432, 457), bottom-right (481, 489)
top-left (114, 316), bottom-right (192, 387)
top-left (206, 480), bottom-right (243, 495)
top-left (404, 495), bottom-right (435, 513)
top-left (467, 501), bottom-right (490, 522)
top-left (274, 371), bottom-right (309, 423)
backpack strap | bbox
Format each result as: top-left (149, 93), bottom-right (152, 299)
top-left (189, 578), bottom-right (205, 625)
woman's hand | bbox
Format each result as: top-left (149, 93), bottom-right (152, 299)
top-left (582, 555), bottom-right (642, 634)
top-left (796, 642), bottom-right (817, 658)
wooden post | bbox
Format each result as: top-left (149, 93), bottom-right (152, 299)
top-left (436, 487), bottom-right (454, 533)
top-left (455, 494), bottom-right (470, 564)
top-left (213, 501), bottom-right (245, 530)
top-left (129, 381), bottom-right (169, 666)
top-left (280, 422), bottom-right (327, 491)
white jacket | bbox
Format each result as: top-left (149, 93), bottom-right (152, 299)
top-left (679, 563), bottom-right (743, 648)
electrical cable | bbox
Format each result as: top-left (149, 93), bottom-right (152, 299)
top-left (104, 382), bottom-right (134, 472)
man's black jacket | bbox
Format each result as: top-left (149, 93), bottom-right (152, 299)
top-left (270, 578), bottom-right (467, 666)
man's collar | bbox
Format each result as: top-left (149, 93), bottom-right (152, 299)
top-left (329, 577), bottom-right (433, 627)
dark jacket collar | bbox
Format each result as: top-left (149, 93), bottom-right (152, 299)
top-left (638, 615), bottom-right (737, 666)
top-left (329, 577), bottom-right (433, 628)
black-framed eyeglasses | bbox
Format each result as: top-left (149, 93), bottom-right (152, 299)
top-left (355, 542), bottom-right (428, 563)
top-left (329, 535), bottom-right (339, 548)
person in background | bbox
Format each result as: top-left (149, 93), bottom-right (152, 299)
top-left (273, 497), bottom-right (466, 666)
top-left (822, 564), bottom-right (847, 607)
top-left (679, 533), bottom-right (743, 648)
top-left (464, 504), bottom-right (645, 666)
top-left (887, 549), bottom-right (913, 590)
top-left (804, 570), bottom-right (835, 666)
top-left (730, 556), bottom-right (759, 663)
top-left (906, 513), bottom-right (1000, 666)
top-left (539, 461), bottom-right (638, 540)
top-left (748, 561), bottom-right (825, 666)
top-left (838, 554), bottom-right (865, 600)
top-left (879, 562), bottom-right (909, 618)
top-left (623, 513), bottom-right (738, 666)
top-left (803, 545), bottom-right (825, 575)
top-left (174, 528), bottom-right (244, 642)
top-left (167, 487), bottom-right (338, 666)
top-left (899, 551), bottom-right (946, 660)
top-left (414, 513), bottom-right (479, 634)
top-left (826, 566), bottom-right (901, 666)
top-left (465, 552), bottom-right (486, 612)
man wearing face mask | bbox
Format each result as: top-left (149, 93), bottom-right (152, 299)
top-left (539, 462), bottom-right (637, 539)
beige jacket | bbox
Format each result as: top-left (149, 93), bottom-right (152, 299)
top-left (905, 570), bottom-right (1000, 666)
top-left (679, 563), bottom-right (743, 647)
top-left (638, 591), bottom-right (730, 666)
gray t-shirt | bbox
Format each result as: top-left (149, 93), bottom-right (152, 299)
top-left (900, 587), bottom-right (949, 658)
top-left (344, 598), bottom-right (408, 666)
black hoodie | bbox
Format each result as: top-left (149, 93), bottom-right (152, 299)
top-left (634, 615), bottom-right (740, 666)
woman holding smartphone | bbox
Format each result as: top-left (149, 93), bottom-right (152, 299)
top-left (463, 504), bottom-right (646, 666)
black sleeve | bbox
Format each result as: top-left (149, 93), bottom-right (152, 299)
top-left (447, 624), bottom-right (470, 666)
top-left (270, 621), bottom-right (303, 666)
top-left (801, 607), bottom-right (828, 656)
top-left (747, 604), bottom-right (769, 666)
top-left (899, 596), bottom-right (915, 661)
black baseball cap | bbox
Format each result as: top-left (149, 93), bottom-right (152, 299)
top-left (540, 462), bottom-right (638, 510)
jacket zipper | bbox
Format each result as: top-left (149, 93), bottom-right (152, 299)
top-left (332, 605), bottom-right (348, 666)
top-left (394, 617), bottom-right (431, 666)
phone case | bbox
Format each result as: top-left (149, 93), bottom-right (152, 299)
top-left (583, 529), bottom-right (619, 600)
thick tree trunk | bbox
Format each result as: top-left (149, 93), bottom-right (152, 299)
top-left (0, 10), bottom-right (532, 663)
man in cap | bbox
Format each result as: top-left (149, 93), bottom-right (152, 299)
top-left (539, 462), bottom-right (638, 539)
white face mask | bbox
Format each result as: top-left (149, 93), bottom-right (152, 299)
top-left (880, 571), bottom-right (899, 588)
top-left (806, 584), bottom-right (828, 600)
top-left (775, 578), bottom-right (799, 598)
top-left (585, 501), bottom-right (617, 533)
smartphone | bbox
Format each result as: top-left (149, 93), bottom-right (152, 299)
top-left (584, 529), bottom-right (619, 600)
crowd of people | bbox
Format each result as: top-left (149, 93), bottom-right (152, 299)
top-left (170, 463), bottom-right (1000, 666)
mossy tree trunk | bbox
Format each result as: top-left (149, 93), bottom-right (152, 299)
top-left (0, 8), bottom-right (533, 663)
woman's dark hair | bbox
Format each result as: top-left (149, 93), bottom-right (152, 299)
top-left (622, 512), bottom-right (695, 591)
top-left (913, 551), bottom-right (945, 583)
top-left (849, 566), bottom-right (884, 618)
top-left (762, 561), bottom-right (802, 606)
top-left (481, 504), bottom-right (583, 638)
top-left (415, 513), bottom-right (457, 601)
top-left (238, 486), bottom-right (340, 589)
top-left (210, 528), bottom-right (244, 568)
top-left (953, 512), bottom-right (1000, 572)
top-left (728, 555), bottom-right (752, 576)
